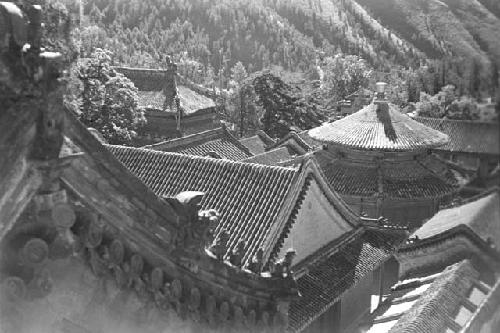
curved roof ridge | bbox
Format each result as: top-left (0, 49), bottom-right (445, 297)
top-left (268, 130), bottom-right (314, 152)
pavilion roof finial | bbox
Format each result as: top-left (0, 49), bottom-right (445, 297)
top-left (375, 82), bottom-right (388, 103)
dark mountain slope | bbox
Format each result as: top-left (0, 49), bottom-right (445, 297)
top-left (355, 0), bottom-right (500, 68)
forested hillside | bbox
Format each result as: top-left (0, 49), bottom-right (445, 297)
top-left (78, 0), bottom-right (428, 76)
top-left (81, 0), bottom-right (320, 78)
top-left (356, 0), bottom-right (500, 67)
top-left (45, 0), bottom-right (498, 140)
top-left (72, 0), bottom-right (499, 96)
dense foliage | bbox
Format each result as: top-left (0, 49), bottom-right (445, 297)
top-left (414, 85), bottom-right (495, 121)
top-left (224, 70), bottom-right (325, 138)
top-left (321, 54), bottom-right (372, 102)
top-left (77, 49), bottom-right (146, 145)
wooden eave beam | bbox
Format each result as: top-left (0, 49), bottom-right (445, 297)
top-left (62, 108), bottom-right (178, 229)
top-left (0, 103), bottom-right (43, 240)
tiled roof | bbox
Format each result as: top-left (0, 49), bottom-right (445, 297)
top-left (115, 67), bottom-right (166, 91)
top-left (308, 103), bottom-right (449, 151)
top-left (269, 131), bottom-right (315, 155)
top-left (316, 157), bottom-right (379, 196)
top-left (136, 87), bottom-right (215, 114)
top-left (289, 229), bottom-right (404, 332)
top-left (242, 147), bottom-right (294, 166)
top-left (414, 117), bottom-right (500, 155)
top-left (145, 127), bottom-right (252, 161)
top-left (177, 85), bottom-right (216, 114)
top-left (136, 91), bottom-right (164, 110)
top-left (412, 189), bottom-right (500, 249)
top-left (107, 145), bottom-right (298, 264)
top-left (116, 67), bottom-right (215, 114)
top-left (314, 151), bottom-right (458, 199)
top-left (177, 138), bottom-right (251, 160)
top-left (239, 131), bottom-right (275, 155)
top-left (382, 159), bottom-right (458, 199)
top-left (298, 130), bottom-right (322, 149)
top-left (362, 260), bottom-right (483, 333)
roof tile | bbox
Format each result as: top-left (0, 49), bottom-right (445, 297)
top-left (239, 131), bottom-right (275, 155)
top-left (289, 230), bottom-right (403, 332)
top-left (243, 147), bottom-right (294, 166)
top-left (314, 152), bottom-right (457, 199)
top-left (386, 260), bottom-right (480, 333)
top-left (107, 145), bottom-right (297, 264)
top-left (414, 117), bottom-right (499, 155)
top-left (145, 127), bottom-right (252, 161)
top-left (412, 190), bottom-right (500, 249)
top-left (309, 103), bottom-right (449, 151)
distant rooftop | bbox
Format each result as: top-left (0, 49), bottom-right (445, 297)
top-left (412, 189), bottom-right (500, 249)
top-left (242, 147), bottom-right (294, 166)
top-left (414, 117), bottom-right (500, 155)
top-left (239, 131), bottom-right (275, 155)
top-left (144, 126), bottom-right (252, 161)
top-left (115, 66), bottom-right (216, 114)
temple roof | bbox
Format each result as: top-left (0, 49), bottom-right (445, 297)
top-left (314, 150), bottom-right (460, 199)
top-left (242, 147), bottom-right (294, 166)
top-left (136, 87), bottom-right (215, 114)
top-left (289, 229), bottom-right (406, 332)
top-left (361, 259), bottom-right (497, 333)
top-left (108, 145), bottom-right (363, 268)
top-left (144, 127), bottom-right (252, 161)
top-left (109, 145), bottom-right (297, 264)
top-left (115, 67), bottom-right (216, 114)
top-left (411, 189), bottom-right (500, 249)
top-left (268, 131), bottom-right (315, 155)
top-left (239, 131), bottom-right (276, 155)
top-left (298, 130), bottom-right (322, 149)
top-left (414, 117), bottom-right (500, 155)
top-left (308, 103), bottom-right (449, 151)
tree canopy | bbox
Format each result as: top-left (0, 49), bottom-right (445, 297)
top-left (77, 49), bottom-right (146, 145)
top-left (415, 85), bottom-right (482, 120)
top-left (321, 55), bottom-right (372, 103)
top-left (252, 71), bottom-right (325, 138)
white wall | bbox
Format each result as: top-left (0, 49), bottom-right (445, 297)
top-left (278, 179), bottom-right (353, 264)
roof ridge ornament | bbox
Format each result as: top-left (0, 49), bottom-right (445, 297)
top-left (375, 82), bottom-right (388, 104)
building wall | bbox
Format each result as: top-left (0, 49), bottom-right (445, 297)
top-left (480, 311), bottom-right (500, 333)
top-left (372, 257), bottom-right (400, 296)
top-left (436, 150), bottom-right (500, 177)
top-left (380, 199), bottom-right (436, 228)
top-left (303, 273), bottom-right (376, 333)
top-left (340, 271), bottom-right (373, 331)
top-left (279, 179), bottom-right (353, 264)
